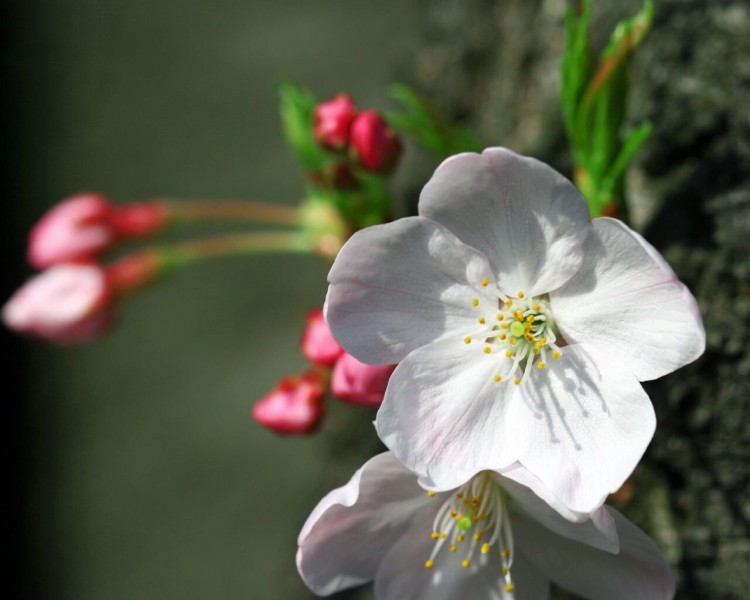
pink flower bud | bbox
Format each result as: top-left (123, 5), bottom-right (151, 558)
top-left (349, 110), bottom-right (402, 173)
top-left (313, 94), bottom-right (357, 150)
top-left (331, 353), bottom-right (395, 407)
top-left (252, 372), bottom-right (325, 435)
top-left (28, 194), bottom-right (169, 270)
top-left (2, 263), bottom-right (115, 344)
top-left (300, 308), bottom-right (343, 367)
top-left (28, 194), bottom-right (115, 269)
top-left (111, 201), bottom-right (169, 239)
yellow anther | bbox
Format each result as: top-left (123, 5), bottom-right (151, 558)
top-left (537, 361), bottom-right (546, 369)
top-left (450, 510), bottom-right (458, 517)
top-left (501, 549), bottom-right (511, 558)
top-left (526, 315), bottom-right (535, 323)
top-left (553, 351), bottom-right (562, 359)
top-left (481, 543), bottom-right (490, 554)
top-left (532, 348), bottom-right (540, 355)
top-left (473, 533), bottom-right (481, 541)
top-left (509, 338), bottom-right (517, 346)
top-left (514, 311), bottom-right (524, 321)
top-left (525, 333), bottom-right (535, 342)
top-left (513, 377), bottom-right (521, 385)
top-left (505, 299), bottom-right (513, 307)
top-left (483, 346), bottom-right (492, 354)
top-left (497, 313), bottom-right (504, 321)
top-left (533, 303), bottom-right (540, 311)
top-left (464, 336), bottom-right (472, 344)
top-left (424, 560), bottom-right (434, 569)
top-left (502, 567), bottom-right (509, 576)
top-left (493, 375), bottom-right (502, 382)
top-left (449, 544), bottom-right (457, 553)
top-left (439, 532), bottom-right (447, 538)
top-left (472, 298), bottom-right (479, 307)
top-left (501, 322), bottom-right (509, 330)
top-left (427, 490), bottom-right (436, 497)
top-left (461, 559), bottom-right (471, 569)
top-left (505, 350), bottom-right (513, 358)
top-left (538, 337), bottom-right (547, 345)
top-left (517, 291), bottom-right (525, 298)
top-left (499, 333), bottom-right (507, 340)
top-left (457, 534), bottom-right (465, 542)
top-left (505, 584), bottom-right (515, 593)
top-left (431, 532), bottom-right (440, 540)
top-left (481, 278), bottom-right (489, 287)
top-left (478, 317), bottom-right (486, 324)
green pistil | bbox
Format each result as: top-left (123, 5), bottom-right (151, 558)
top-left (509, 321), bottom-right (526, 337)
top-left (457, 509), bottom-right (474, 531)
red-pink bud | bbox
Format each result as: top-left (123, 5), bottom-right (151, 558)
top-left (331, 353), bottom-right (395, 407)
top-left (313, 94), bottom-right (357, 150)
top-left (28, 194), bottom-right (115, 269)
top-left (105, 251), bottom-right (165, 296)
top-left (111, 201), bottom-right (169, 238)
top-left (300, 307), bottom-right (343, 367)
top-left (252, 372), bottom-right (325, 435)
top-left (349, 110), bottom-right (402, 173)
top-left (2, 263), bottom-right (115, 344)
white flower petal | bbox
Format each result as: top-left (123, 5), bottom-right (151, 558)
top-left (297, 453), bottom-right (431, 596)
top-left (376, 337), bottom-right (518, 491)
top-left (505, 343), bottom-right (655, 513)
top-left (516, 506), bottom-right (675, 600)
top-left (374, 507), bottom-right (507, 600)
top-left (498, 470), bottom-right (619, 553)
top-left (551, 217), bottom-right (705, 381)
top-left (326, 216), bottom-right (497, 364)
top-left (418, 147), bottom-right (590, 297)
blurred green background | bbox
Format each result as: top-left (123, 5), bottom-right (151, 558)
top-left (4, 2), bottom-right (421, 598)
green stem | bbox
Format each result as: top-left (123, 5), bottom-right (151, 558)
top-left (160, 231), bottom-right (314, 269)
top-left (162, 199), bottom-right (300, 226)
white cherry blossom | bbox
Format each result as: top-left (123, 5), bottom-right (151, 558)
top-left (325, 148), bottom-right (705, 512)
top-left (297, 452), bottom-right (675, 600)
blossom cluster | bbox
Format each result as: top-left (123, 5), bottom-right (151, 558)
top-left (3, 82), bottom-right (706, 597)
top-left (297, 148), bottom-right (705, 598)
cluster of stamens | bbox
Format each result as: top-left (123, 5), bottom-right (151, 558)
top-left (424, 473), bottom-right (516, 595)
top-left (463, 279), bottom-right (563, 385)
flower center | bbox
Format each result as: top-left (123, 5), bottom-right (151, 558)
top-left (424, 473), bottom-right (516, 595)
top-left (464, 280), bottom-right (563, 385)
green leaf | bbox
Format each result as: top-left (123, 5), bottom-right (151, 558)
top-left (561, 0), bottom-right (592, 155)
top-left (278, 82), bottom-right (328, 171)
top-left (386, 84), bottom-right (481, 159)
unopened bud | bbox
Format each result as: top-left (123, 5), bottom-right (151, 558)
top-left (300, 307), bottom-right (343, 367)
top-left (313, 94), bottom-right (357, 150)
top-left (111, 201), bottom-right (169, 238)
top-left (349, 110), bottom-right (402, 173)
top-left (28, 193), bottom-right (115, 269)
top-left (3, 263), bottom-right (115, 344)
top-left (28, 194), bottom-right (170, 270)
top-left (331, 353), bottom-right (396, 407)
top-left (252, 371), bottom-right (325, 435)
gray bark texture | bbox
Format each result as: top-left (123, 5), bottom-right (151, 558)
top-left (385, 0), bottom-right (749, 598)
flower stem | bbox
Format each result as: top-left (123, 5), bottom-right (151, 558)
top-left (162, 199), bottom-right (300, 226)
top-left (160, 231), bottom-right (313, 267)
top-left (107, 231), bottom-right (313, 297)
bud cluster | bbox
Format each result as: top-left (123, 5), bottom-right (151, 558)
top-left (252, 307), bottom-right (395, 435)
top-left (3, 194), bottom-right (168, 344)
top-left (312, 94), bottom-right (402, 186)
